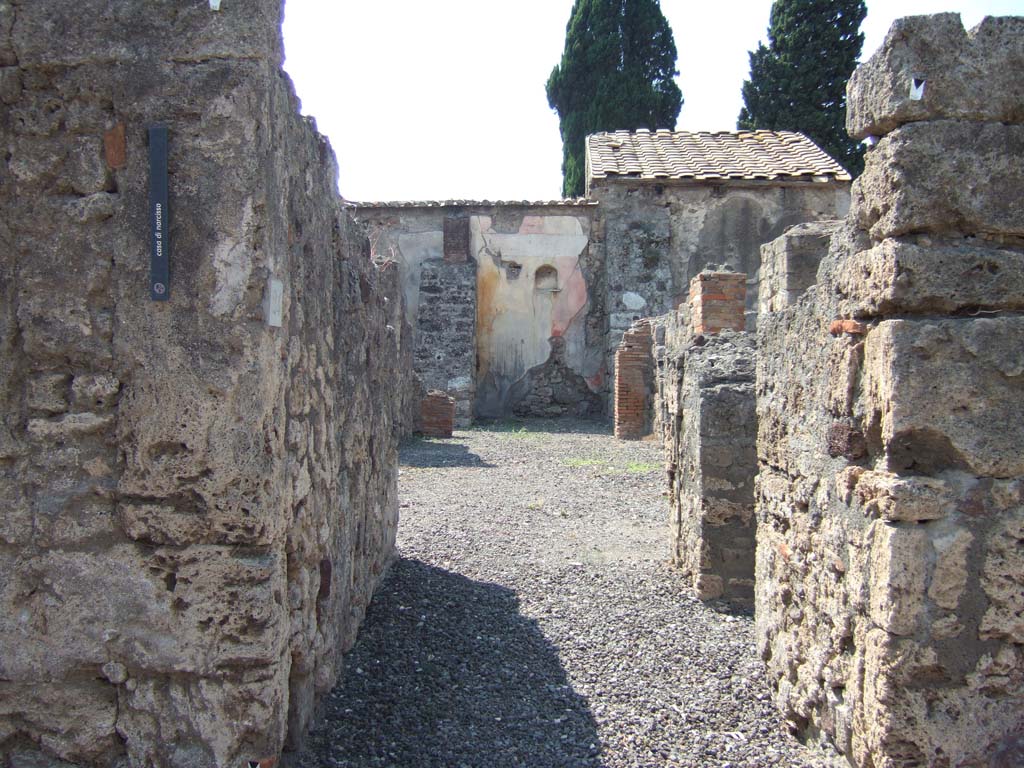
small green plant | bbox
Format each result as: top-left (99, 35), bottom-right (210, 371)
top-left (472, 419), bottom-right (543, 440)
top-left (526, 498), bottom-right (545, 510)
top-left (562, 457), bottom-right (607, 468)
top-left (626, 461), bottom-right (661, 473)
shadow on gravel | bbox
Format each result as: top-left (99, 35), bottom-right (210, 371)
top-left (400, 439), bottom-right (494, 469)
top-left (295, 558), bottom-right (602, 768)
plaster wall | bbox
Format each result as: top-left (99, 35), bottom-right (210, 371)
top-left (472, 214), bottom-right (595, 417)
top-left (353, 204), bottom-right (602, 419)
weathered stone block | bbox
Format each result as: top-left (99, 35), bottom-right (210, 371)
top-left (0, 546), bottom-right (287, 681)
top-left (852, 470), bottom-right (954, 522)
top-left (26, 373), bottom-right (70, 413)
top-left (10, 0), bottom-right (284, 67)
top-left (980, 505), bottom-right (1024, 642)
top-left (927, 518), bottom-right (973, 612)
top-left (758, 220), bottom-right (839, 314)
top-left (863, 317), bottom-right (1024, 477)
top-left (854, 121), bottom-right (1024, 240)
top-left (847, 14), bottom-right (1024, 140)
top-left (71, 373), bottom-right (120, 410)
top-left (0, 481), bottom-right (31, 545)
top-left (27, 412), bottom-right (113, 440)
top-left (117, 666), bottom-right (289, 768)
top-left (0, 682), bottom-right (120, 764)
top-left (868, 522), bottom-right (928, 636)
top-left (834, 238), bottom-right (1024, 317)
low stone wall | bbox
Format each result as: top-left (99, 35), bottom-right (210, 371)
top-left (0, 3), bottom-right (408, 766)
top-left (755, 14), bottom-right (1024, 767)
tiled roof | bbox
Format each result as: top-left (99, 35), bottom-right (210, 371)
top-left (587, 129), bottom-right (851, 184)
top-left (346, 198), bottom-right (596, 209)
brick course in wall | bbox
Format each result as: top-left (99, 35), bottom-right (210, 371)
top-left (614, 321), bottom-right (654, 440)
top-left (690, 271), bottom-right (746, 335)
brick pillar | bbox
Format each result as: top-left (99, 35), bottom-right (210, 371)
top-left (614, 321), bottom-right (653, 440)
top-left (690, 272), bottom-right (746, 334)
top-left (419, 390), bottom-right (455, 438)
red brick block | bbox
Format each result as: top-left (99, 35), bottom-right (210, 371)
top-left (690, 272), bottom-right (746, 335)
top-left (419, 390), bottom-right (455, 438)
top-left (614, 322), bottom-right (654, 440)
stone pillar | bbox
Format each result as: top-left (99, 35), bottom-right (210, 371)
top-left (667, 333), bottom-right (757, 601)
top-left (613, 320), bottom-right (653, 440)
top-left (658, 274), bottom-right (756, 602)
top-left (690, 271), bottom-right (746, 334)
top-left (757, 221), bottom-right (840, 314)
top-left (755, 14), bottom-right (1024, 767)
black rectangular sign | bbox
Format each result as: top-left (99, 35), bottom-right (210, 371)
top-left (148, 125), bottom-right (170, 301)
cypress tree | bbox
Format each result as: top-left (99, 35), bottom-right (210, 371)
top-left (546, 0), bottom-right (683, 198)
top-left (738, 0), bottom-right (867, 176)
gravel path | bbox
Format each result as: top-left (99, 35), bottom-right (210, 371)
top-left (292, 419), bottom-right (842, 768)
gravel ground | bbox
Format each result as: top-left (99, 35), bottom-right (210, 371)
top-left (292, 419), bottom-right (843, 768)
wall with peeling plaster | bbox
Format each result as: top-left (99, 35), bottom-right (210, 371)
top-left (353, 179), bottom-right (847, 421)
top-left (353, 203), bottom-right (603, 419)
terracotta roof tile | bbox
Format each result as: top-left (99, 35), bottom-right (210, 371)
top-left (587, 130), bottom-right (851, 184)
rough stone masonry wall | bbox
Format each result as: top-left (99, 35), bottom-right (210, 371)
top-left (590, 177), bottom-right (849, 395)
top-left (755, 14), bottom-right (1024, 768)
top-left (659, 274), bottom-right (756, 602)
top-left (414, 258), bottom-right (475, 427)
top-left (0, 3), bottom-right (408, 767)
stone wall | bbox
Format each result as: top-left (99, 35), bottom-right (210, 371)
top-left (657, 274), bottom-right (756, 602)
top-left (755, 14), bottom-right (1024, 767)
top-left (414, 259), bottom-right (475, 426)
top-left (510, 336), bottom-right (603, 418)
top-left (0, 2), bottom-right (408, 766)
top-left (590, 177), bottom-right (849, 383)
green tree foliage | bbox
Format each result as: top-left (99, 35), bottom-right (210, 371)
top-left (738, 0), bottom-right (867, 176)
top-left (546, 0), bottom-right (683, 197)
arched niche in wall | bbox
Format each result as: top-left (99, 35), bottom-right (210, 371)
top-left (534, 264), bottom-right (560, 292)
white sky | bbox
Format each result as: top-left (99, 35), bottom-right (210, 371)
top-left (281, 0), bottom-right (1023, 201)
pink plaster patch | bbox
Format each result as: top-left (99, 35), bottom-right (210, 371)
top-left (518, 216), bottom-right (545, 234)
top-left (551, 261), bottom-right (587, 335)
